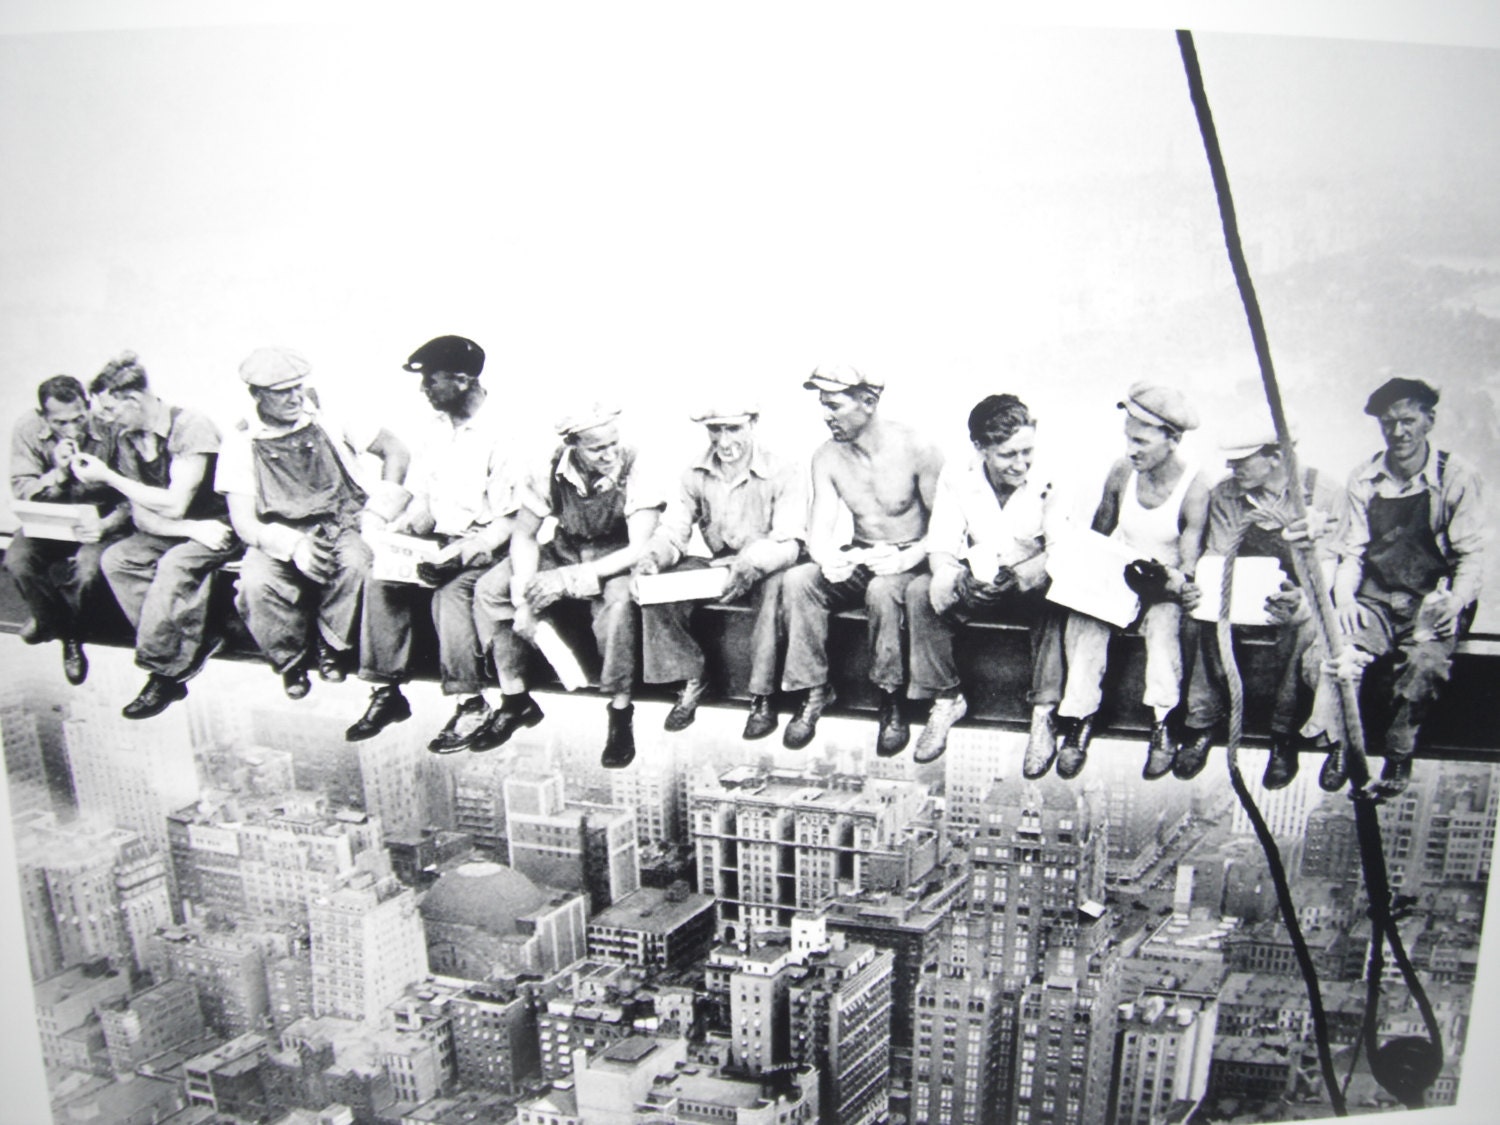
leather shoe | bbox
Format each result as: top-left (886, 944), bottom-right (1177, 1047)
top-left (1022, 705), bottom-right (1059, 779)
top-left (914, 693), bottom-right (966, 764)
top-left (1055, 713), bottom-right (1095, 780)
top-left (317, 640), bottom-right (347, 683)
top-left (62, 639), bottom-right (88, 686)
top-left (783, 685), bottom-right (836, 750)
top-left (1143, 720), bottom-right (1176, 780)
top-left (345, 685), bottom-right (412, 742)
top-left (1370, 754), bottom-right (1413, 798)
top-left (877, 691), bottom-right (911, 758)
top-left (428, 695), bottom-right (490, 753)
top-left (470, 693), bottom-right (545, 752)
top-left (19, 618), bottom-right (55, 645)
top-left (283, 666), bottom-right (312, 700)
top-left (1173, 726), bottom-right (1214, 780)
top-left (602, 703), bottom-right (636, 769)
top-left (122, 674), bottom-right (188, 720)
top-left (742, 695), bottom-right (777, 740)
top-left (1317, 743), bottom-right (1347, 792)
top-left (1261, 736), bottom-right (1300, 790)
top-left (664, 678), bottom-right (708, 733)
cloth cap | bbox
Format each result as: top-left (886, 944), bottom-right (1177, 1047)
top-left (1219, 418), bottom-right (1289, 461)
top-left (803, 364), bottom-right (884, 395)
top-left (404, 335), bottom-right (485, 378)
top-left (1117, 382), bottom-right (1198, 432)
top-left (240, 347), bottom-right (311, 390)
top-left (556, 403), bottom-right (621, 438)
top-left (690, 402), bottom-right (759, 425)
top-left (1364, 377), bottom-right (1439, 417)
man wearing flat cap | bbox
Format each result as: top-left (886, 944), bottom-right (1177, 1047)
top-left (633, 401), bottom-right (806, 738)
top-left (215, 346), bottom-right (410, 698)
top-left (345, 335), bottom-right (518, 751)
top-left (780, 365), bottom-right (944, 755)
top-left (70, 352), bottom-right (243, 718)
top-left (1306, 377), bottom-right (1484, 797)
top-left (1053, 382), bottom-right (1210, 780)
top-left (470, 404), bottom-right (665, 767)
top-left (1177, 419), bottom-right (1344, 789)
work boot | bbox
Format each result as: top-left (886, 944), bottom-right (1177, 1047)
top-left (122, 673), bottom-right (188, 720)
top-left (470, 693), bottom-right (545, 752)
top-left (316, 638), bottom-right (347, 683)
top-left (914, 693), bottom-right (966, 764)
top-left (1370, 754), bottom-right (1414, 798)
top-left (1317, 742), bottom-right (1347, 792)
top-left (282, 665), bottom-right (312, 700)
top-left (742, 695), bottom-right (778, 741)
top-left (427, 695), bottom-right (491, 753)
top-left (19, 618), bottom-right (54, 645)
top-left (61, 639), bottom-right (88, 686)
top-left (601, 703), bottom-right (636, 769)
top-left (876, 690), bottom-right (911, 758)
top-left (1055, 714), bottom-right (1094, 780)
top-left (1173, 726), bottom-right (1214, 780)
top-left (664, 678), bottom-right (708, 732)
top-left (1261, 735), bottom-right (1300, 790)
top-left (1143, 720), bottom-right (1176, 780)
top-left (783, 685), bottom-right (836, 750)
top-left (1022, 705), bottom-right (1059, 779)
top-left (345, 685), bottom-right (413, 742)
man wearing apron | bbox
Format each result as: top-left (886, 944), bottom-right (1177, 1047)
top-left (217, 347), bottom-right (410, 698)
top-left (469, 405), bottom-right (666, 768)
top-left (1312, 378), bottom-right (1484, 797)
top-left (1054, 383), bottom-right (1210, 780)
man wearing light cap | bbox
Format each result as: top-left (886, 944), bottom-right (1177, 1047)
top-left (470, 404), bottom-right (665, 767)
top-left (633, 401), bottom-right (806, 737)
top-left (780, 365), bottom-right (944, 755)
top-left (71, 352), bottom-right (242, 718)
top-left (345, 335), bottom-right (517, 751)
top-left (215, 346), bottom-right (410, 698)
top-left (1177, 420), bottom-right (1343, 789)
top-left (1053, 382), bottom-right (1210, 780)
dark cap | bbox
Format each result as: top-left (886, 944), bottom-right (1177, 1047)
top-left (404, 335), bottom-right (485, 378)
top-left (1364, 377), bottom-right (1438, 417)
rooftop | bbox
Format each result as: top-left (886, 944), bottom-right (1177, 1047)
top-left (590, 887), bottom-right (714, 934)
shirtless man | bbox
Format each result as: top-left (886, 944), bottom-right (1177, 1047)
top-left (1054, 384), bottom-right (1210, 780)
top-left (780, 365), bottom-right (944, 754)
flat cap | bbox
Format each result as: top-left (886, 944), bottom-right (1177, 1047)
top-left (556, 403), bottom-right (621, 438)
top-left (1364, 377), bottom-right (1438, 417)
top-left (404, 335), bottom-right (485, 378)
top-left (690, 401), bottom-right (760, 425)
top-left (240, 347), bottom-right (311, 390)
top-left (803, 364), bottom-right (884, 395)
top-left (1219, 419), bottom-right (1284, 462)
top-left (1117, 382), bottom-right (1198, 433)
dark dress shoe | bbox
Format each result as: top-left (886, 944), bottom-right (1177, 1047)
top-left (345, 685), bottom-right (412, 742)
top-left (283, 666), bottom-right (312, 700)
top-left (1318, 743), bottom-right (1347, 792)
top-left (1173, 726), bottom-right (1214, 780)
top-left (664, 679), bottom-right (708, 732)
top-left (783, 685), bottom-right (836, 750)
top-left (470, 693), bottom-right (544, 752)
top-left (428, 696), bottom-right (491, 753)
top-left (1371, 754), bottom-right (1413, 798)
top-left (1261, 736), bottom-right (1300, 790)
top-left (1055, 714), bottom-right (1095, 780)
top-left (1143, 720), bottom-right (1177, 780)
top-left (20, 618), bottom-right (55, 645)
top-left (601, 703), bottom-right (636, 769)
top-left (317, 640), bottom-right (347, 683)
top-left (62, 639), bottom-right (88, 686)
top-left (877, 692), bottom-right (911, 758)
top-left (742, 695), bottom-right (778, 740)
top-left (122, 674), bottom-right (188, 720)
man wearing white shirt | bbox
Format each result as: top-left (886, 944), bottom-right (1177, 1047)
top-left (216, 347), bottom-right (410, 698)
top-left (905, 394), bottom-right (1064, 768)
top-left (346, 335), bottom-right (515, 751)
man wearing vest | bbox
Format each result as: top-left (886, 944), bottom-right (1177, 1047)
top-left (70, 352), bottom-right (243, 718)
top-left (1311, 377), bottom-right (1484, 797)
top-left (1177, 422), bottom-right (1345, 789)
top-left (470, 405), bottom-right (665, 768)
top-left (217, 347), bottom-right (410, 699)
top-left (1054, 383), bottom-right (1210, 780)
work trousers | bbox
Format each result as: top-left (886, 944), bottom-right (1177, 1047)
top-left (780, 561), bottom-right (919, 695)
top-left (1059, 601), bottom-right (1183, 720)
top-left (1184, 613), bottom-right (1320, 735)
top-left (101, 531), bottom-right (242, 678)
top-left (5, 529), bottom-right (115, 638)
top-left (641, 558), bottom-right (785, 696)
top-left (905, 572), bottom-right (1064, 705)
top-left (236, 529), bottom-right (371, 674)
top-left (359, 566), bottom-right (488, 695)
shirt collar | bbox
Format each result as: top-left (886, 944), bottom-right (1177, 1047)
top-left (1360, 444), bottom-right (1438, 488)
top-left (436, 392), bottom-right (491, 434)
top-left (556, 445), bottom-right (624, 494)
top-left (244, 405), bottom-right (320, 441)
top-left (692, 441), bottom-right (772, 482)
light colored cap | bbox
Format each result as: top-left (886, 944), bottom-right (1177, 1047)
top-left (803, 364), bottom-right (884, 394)
top-left (555, 403), bottom-right (621, 438)
top-left (1117, 382), bottom-right (1198, 432)
top-left (1219, 417), bottom-right (1287, 461)
top-left (690, 402), bottom-right (759, 425)
top-left (240, 347), bottom-right (311, 390)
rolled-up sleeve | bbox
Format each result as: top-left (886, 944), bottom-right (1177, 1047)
top-left (767, 460), bottom-right (808, 544)
top-left (924, 464), bottom-right (967, 561)
top-left (1444, 462), bottom-right (1486, 608)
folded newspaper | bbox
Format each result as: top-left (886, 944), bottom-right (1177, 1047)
top-left (11, 500), bottom-right (103, 543)
top-left (370, 532), bottom-right (460, 587)
top-left (1044, 526), bottom-right (1141, 628)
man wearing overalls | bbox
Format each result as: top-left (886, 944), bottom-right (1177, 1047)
top-left (469, 405), bottom-right (665, 767)
top-left (217, 347), bottom-right (410, 698)
top-left (1313, 378), bottom-right (1484, 796)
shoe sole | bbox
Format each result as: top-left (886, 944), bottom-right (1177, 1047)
top-left (470, 706), bottom-right (544, 752)
top-left (122, 684), bottom-right (188, 720)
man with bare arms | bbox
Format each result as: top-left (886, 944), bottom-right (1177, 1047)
top-left (780, 365), bottom-right (945, 755)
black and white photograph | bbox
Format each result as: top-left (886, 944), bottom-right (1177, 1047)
top-left (2, 5), bottom-right (1500, 1125)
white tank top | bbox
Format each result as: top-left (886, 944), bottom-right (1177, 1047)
top-left (1114, 463), bottom-right (1196, 567)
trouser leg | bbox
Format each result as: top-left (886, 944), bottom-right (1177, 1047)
top-left (433, 567), bottom-right (486, 695)
top-left (1140, 601), bottom-right (1184, 717)
top-left (5, 531), bottom-right (75, 635)
top-left (863, 571), bottom-right (917, 693)
top-left (906, 573), bottom-right (959, 701)
top-left (1183, 617), bottom-right (1225, 729)
top-left (1024, 592), bottom-right (1065, 707)
top-left (315, 528), bottom-right (371, 652)
top-left (1270, 614), bottom-right (1319, 735)
top-left (236, 548), bottom-right (314, 674)
top-left (745, 570), bottom-right (785, 698)
top-left (62, 539), bottom-right (114, 624)
top-left (641, 559), bottom-right (710, 685)
top-left (781, 562), bottom-right (848, 692)
top-left (1386, 612), bottom-right (1458, 758)
top-left (1059, 611), bottom-right (1111, 719)
top-left (1302, 598), bottom-right (1395, 743)
top-left (100, 532), bottom-right (177, 630)
top-left (132, 538), bottom-right (238, 677)
top-left (593, 576), bottom-right (639, 695)
top-left (359, 577), bottom-right (414, 684)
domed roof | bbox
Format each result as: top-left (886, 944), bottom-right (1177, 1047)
top-left (419, 861), bottom-right (552, 933)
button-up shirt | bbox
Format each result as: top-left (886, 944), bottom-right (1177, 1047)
top-left (10, 412), bottom-right (119, 505)
top-left (404, 396), bottom-right (513, 538)
top-left (925, 454), bottom-right (1051, 589)
top-left (656, 444), bottom-right (807, 560)
top-left (1204, 467), bottom-right (1346, 565)
top-left (515, 445), bottom-right (664, 523)
top-left (1343, 444), bottom-right (1486, 607)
